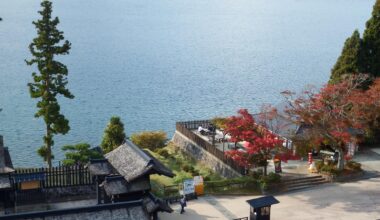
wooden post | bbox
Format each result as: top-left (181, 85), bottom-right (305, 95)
top-left (96, 176), bottom-right (101, 204)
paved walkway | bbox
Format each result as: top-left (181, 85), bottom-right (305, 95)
top-left (159, 147), bottom-right (380, 220)
top-left (160, 177), bottom-right (380, 220)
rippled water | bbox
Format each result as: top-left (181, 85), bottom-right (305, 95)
top-left (0, 0), bottom-right (374, 166)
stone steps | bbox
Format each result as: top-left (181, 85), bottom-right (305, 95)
top-left (281, 175), bottom-right (329, 192)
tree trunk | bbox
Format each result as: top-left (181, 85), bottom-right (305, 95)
top-left (46, 125), bottom-right (52, 168)
top-left (263, 164), bottom-right (268, 176)
top-left (336, 148), bottom-right (344, 171)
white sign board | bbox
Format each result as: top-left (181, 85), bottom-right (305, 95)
top-left (183, 179), bottom-right (195, 195)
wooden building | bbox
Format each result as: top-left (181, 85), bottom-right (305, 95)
top-left (88, 139), bottom-right (174, 219)
top-left (0, 135), bottom-right (14, 212)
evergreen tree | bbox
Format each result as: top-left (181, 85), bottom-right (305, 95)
top-left (330, 30), bottom-right (363, 84)
top-left (26, 1), bottom-right (74, 168)
top-left (101, 116), bottom-right (126, 153)
top-left (62, 143), bottom-right (102, 166)
top-left (363, 0), bottom-right (380, 77)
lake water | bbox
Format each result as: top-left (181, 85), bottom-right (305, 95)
top-left (0, 0), bottom-right (374, 167)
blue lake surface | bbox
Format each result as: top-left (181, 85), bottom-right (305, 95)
top-left (0, 0), bottom-right (375, 167)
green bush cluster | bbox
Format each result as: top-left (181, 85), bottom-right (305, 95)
top-left (181, 164), bottom-right (200, 176)
top-left (130, 131), bottom-right (167, 151)
top-left (259, 172), bottom-right (281, 190)
top-left (173, 172), bottom-right (193, 184)
top-left (319, 164), bottom-right (339, 175)
top-left (156, 148), bottom-right (170, 158)
top-left (315, 160), bottom-right (324, 171)
top-left (204, 177), bottom-right (260, 194)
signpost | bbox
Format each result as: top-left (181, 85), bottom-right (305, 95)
top-left (183, 179), bottom-right (195, 195)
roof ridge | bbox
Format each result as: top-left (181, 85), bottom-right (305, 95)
top-left (124, 139), bottom-right (152, 163)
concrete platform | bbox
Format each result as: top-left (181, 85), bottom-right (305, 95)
top-left (159, 177), bottom-right (380, 220)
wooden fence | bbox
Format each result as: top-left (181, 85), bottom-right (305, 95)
top-left (176, 121), bottom-right (246, 175)
top-left (13, 165), bottom-right (93, 189)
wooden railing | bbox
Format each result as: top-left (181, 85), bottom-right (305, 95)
top-left (176, 121), bottom-right (246, 175)
top-left (13, 165), bottom-right (93, 189)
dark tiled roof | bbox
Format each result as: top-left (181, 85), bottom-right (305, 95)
top-left (105, 140), bottom-right (174, 182)
top-left (246, 196), bottom-right (279, 208)
top-left (4, 147), bottom-right (13, 169)
top-left (143, 150), bottom-right (175, 178)
top-left (0, 200), bottom-right (150, 220)
top-left (101, 175), bottom-right (150, 196)
top-left (142, 192), bottom-right (173, 213)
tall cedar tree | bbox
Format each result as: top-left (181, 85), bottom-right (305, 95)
top-left (330, 0), bottom-right (380, 82)
top-left (363, 0), bottom-right (380, 77)
top-left (330, 30), bottom-right (363, 84)
top-left (26, 1), bottom-right (73, 168)
top-left (101, 116), bottom-right (126, 153)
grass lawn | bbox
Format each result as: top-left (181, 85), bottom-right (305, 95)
top-left (149, 142), bottom-right (223, 187)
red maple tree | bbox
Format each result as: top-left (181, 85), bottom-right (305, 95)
top-left (224, 109), bottom-right (291, 175)
top-left (282, 74), bottom-right (374, 170)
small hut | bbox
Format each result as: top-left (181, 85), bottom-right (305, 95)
top-left (246, 196), bottom-right (279, 220)
top-left (88, 140), bottom-right (174, 219)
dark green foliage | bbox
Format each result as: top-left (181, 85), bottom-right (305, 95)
top-left (204, 177), bottom-right (261, 194)
top-left (173, 172), bottom-right (193, 184)
top-left (101, 116), bottom-right (126, 153)
top-left (156, 148), bottom-right (170, 158)
top-left (363, 0), bottom-right (380, 77)
top-left (319, 163), bottom-right (339, 175)
top-left (26, 0), bottom-right (73, 167)
top-left (181, 164), bottom-right (194, 173)
top-left (211, 117), bottom-right (228, 130)
top-left (259, 172), bottom-right (281, 190)
top-left (315, 160), bottom-right (324, 171)
top-left (331, 0), bottom-right (380, 82)
top-left (330, 30), bottom-right (363, 83)
top-left (61, 143), bottom-right (103, 166)
top-left (130, 131), bottom-right (167, 151)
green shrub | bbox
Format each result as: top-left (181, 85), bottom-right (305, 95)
top-left (173, 172), bottom-right (193, 184)
top-left (315, 160), bottom-right (324, 171)
top-left (62, 143), bottom-right (103, 166)
top-left (346, 161), bottom-right (362, 171)
top-left (203, 176), bottom-right (211, 181)
top-left (191, 169), bottom-right (200, 177)
top-left (181, 164), bottom-right (193, 172)
top-left (131, 131), bottom-right (167, 151)
top-left (156, 148), bottom-right (170, 158)
top-left (320, 164), bottom-right (339, 175)
top-left (250, 171), bottom-right (262, 179)
top-left (267, 172), bottom-right (281, 183)
top-left (101, 116), bottom-right (126, 153)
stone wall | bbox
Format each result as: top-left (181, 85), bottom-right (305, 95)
top-left (172, 131), bottom-right (242, 178)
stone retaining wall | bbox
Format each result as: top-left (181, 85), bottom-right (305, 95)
top-left (172, 131), bottom-right (241, 178)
